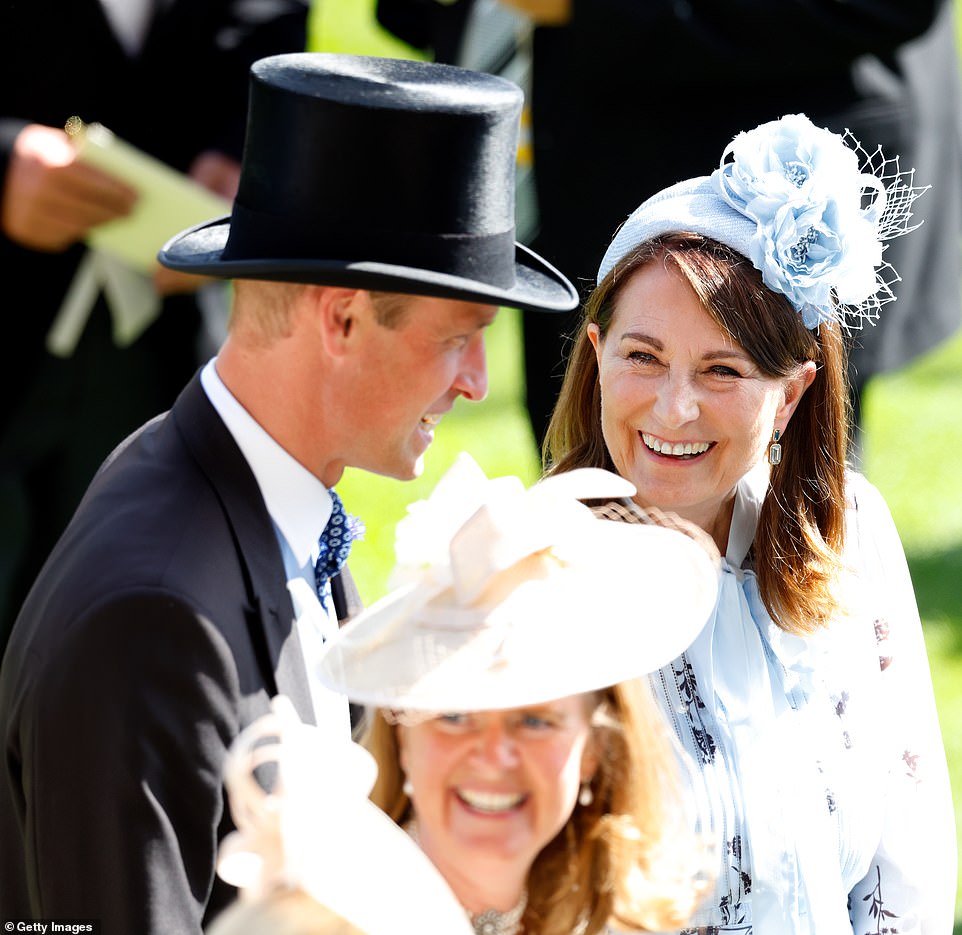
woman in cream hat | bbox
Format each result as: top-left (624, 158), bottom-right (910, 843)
top-left (317, 454), bottom-right (720, 935)
top-left (206, 696), bottom-right (476, 935)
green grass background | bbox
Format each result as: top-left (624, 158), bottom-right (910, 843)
top-left (309, 3), bottom-right (962, 925)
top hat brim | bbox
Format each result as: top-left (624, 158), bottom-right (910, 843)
top-left (159, 217), bottom-right (579, 314)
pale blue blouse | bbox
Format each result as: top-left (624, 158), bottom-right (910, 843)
top-left (649, 463), bottom-right (956, 934)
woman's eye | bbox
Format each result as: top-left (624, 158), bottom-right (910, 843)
top-left (519, 713), bottom-right (555, 730)
top-left (709, 364), bottom-right (742, 378)
top-left (437, 712), bottom-right (471, 727)
top-left (626, 350), bottom-right (657, 364)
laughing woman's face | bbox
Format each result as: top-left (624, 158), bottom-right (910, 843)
top-left (397, 695), bottom-right (598, 907)
top-left (588, 260), bottom-right (813, 546)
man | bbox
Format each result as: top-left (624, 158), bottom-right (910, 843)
top-left (0, 53), bottom-right (577, 934)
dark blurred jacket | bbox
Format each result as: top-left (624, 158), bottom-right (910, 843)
top-left (0, 0), bottom-right (310, 638)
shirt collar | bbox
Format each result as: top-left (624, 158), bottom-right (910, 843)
top-left (201, 359), bottom-right (332, 568)
top-left (726, 459), bottom-right (770, 568)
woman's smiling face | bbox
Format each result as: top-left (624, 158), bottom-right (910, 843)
top-left (588, 259), bottom-right (813, 544)
top-left (397, 695), bottom-right (598, 903)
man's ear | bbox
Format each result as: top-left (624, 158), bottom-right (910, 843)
top-left (313, 287), bottom-right (365, 356)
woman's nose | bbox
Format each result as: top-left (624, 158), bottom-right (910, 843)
top-left (652, 373), bottom-right (699, 427)
top-left (472, 722), bottom-right (519, 770)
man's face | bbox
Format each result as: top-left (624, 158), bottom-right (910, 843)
top-left (343, 294), bottom-right (496, 481)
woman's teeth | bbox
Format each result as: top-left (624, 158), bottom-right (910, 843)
top-left (457, 789), bottom-right (526, 812)
top-left (642, 433), bottom-right (710, 457)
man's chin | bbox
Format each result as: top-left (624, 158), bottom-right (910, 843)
top-left (362, 452), bottom-right (427, 482)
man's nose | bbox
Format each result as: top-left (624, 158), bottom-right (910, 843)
top-left (454, 330), bottom-right (489, 402)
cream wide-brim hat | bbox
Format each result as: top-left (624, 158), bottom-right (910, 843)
top-left (316, 455), bottom-right (720, 713)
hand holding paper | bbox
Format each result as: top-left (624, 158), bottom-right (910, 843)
top-left (1, 123), bottom-right (137, 252)
top-left (46, 119), bottom-right (233, 357)
top-left (65, 117), bottom-right (232, 273)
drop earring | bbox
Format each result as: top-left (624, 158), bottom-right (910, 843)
top-left (578, 781), bottom-right (593, 807)
top-left (769, 428), bottom-right (783, 466)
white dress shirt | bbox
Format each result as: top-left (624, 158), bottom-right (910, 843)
top-left (99, 0), bottom-right (153, 56)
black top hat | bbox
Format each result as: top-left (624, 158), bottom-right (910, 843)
top-left (159, 53), bottom-right (577, 313)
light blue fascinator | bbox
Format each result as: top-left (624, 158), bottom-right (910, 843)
top-left (597, 113), bottom-right (927, 330)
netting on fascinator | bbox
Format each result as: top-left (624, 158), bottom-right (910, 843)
top-left (598, 113), bottom-right (928, 332)
top-left (588, 498), bottom-right (721, 567)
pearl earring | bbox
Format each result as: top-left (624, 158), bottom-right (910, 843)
top-left (578, 781), bottom-right (593, 807)
top-left (769, 428), bottom-right (783, 466)
top-left (403, 778), bottom-right (413, 797)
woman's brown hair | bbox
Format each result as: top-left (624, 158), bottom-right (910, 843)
top-left (545, 234), bottom-right (850, 633)
top-left (361, 680), bottom-right (709, 935)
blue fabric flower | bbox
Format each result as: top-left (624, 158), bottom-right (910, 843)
top-left (713, 114), bottom-right (886, 328)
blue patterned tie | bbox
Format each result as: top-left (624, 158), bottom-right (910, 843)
top-left (314, 489), bottom-right (364, 612)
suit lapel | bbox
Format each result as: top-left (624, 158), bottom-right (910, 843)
top-left (332, 568), bottom-right (363, 624)
top-left (171, 374), bottom-right (317, 725)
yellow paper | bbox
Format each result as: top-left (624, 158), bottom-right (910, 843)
top-left (66, 117), bottom-right (230, 273)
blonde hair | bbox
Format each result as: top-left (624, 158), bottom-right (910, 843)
top-left (546, 235), bottom-right (849, 634)
top-left (230, 279), bottom-right (306, 344)
top-left (362, 680), bottom-right (709, 934)
top-left (367, 292), bottom-right (413, 329)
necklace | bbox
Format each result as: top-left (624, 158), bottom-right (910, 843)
top-left (469, 891), bottom-right (527, 935)
top-left (404, 819), bottom-right (527, 935)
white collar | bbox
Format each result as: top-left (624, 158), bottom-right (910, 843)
top-left (725, 459), bottom-right (770, 568)
top-left (200, 359), bottom-right (332, 568)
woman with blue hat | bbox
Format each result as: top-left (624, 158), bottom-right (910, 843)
top-left (545, 113), bottom-right (955, 933)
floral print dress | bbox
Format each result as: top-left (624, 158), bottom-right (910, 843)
top-left (648, 464), bottom-right (955, 934)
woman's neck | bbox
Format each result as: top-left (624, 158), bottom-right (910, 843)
top-left (702, 502), bottom-right (734, 556)
top-left (406, 819), bottom-right (527, 918)
top-left (634, 491), bottom-right (736, 556)
top-left (429, 850), bottom-right (526, 917)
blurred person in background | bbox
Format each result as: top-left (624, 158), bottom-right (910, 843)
top-left (0, 0), bottom-right (311, 651)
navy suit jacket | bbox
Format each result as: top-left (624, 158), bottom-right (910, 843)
top-left (0, 373), bottom-right (362, 933)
